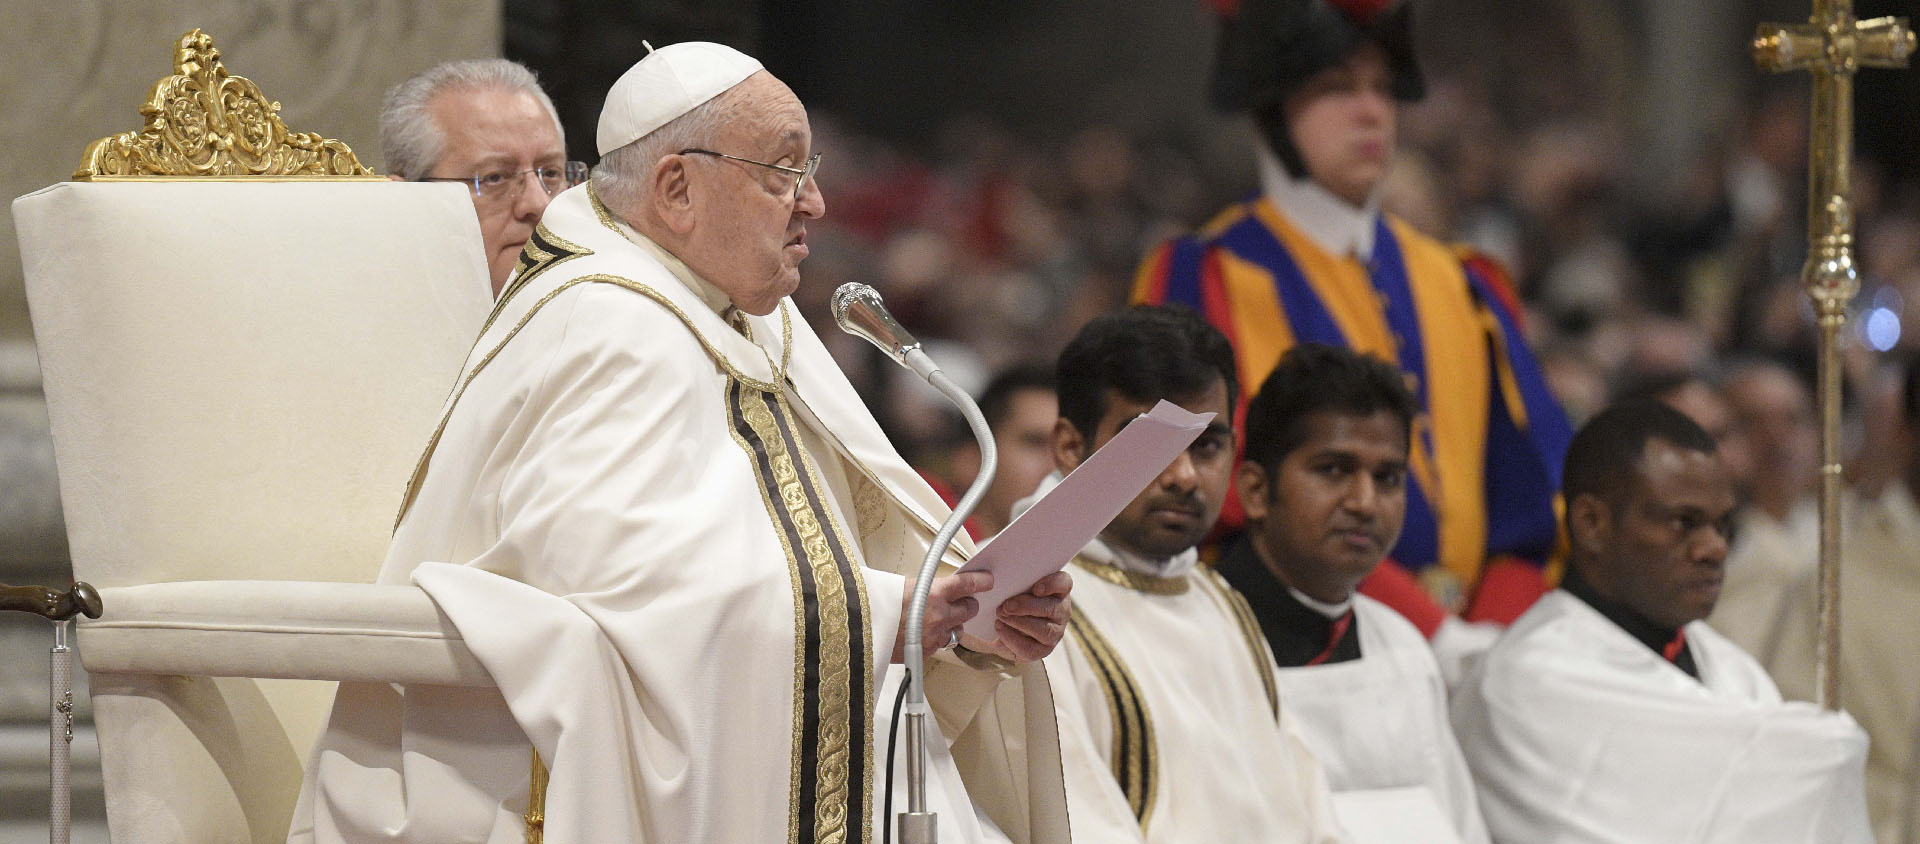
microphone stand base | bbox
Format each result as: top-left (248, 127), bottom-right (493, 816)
top-left (897, 811), bottom-right (937, 844)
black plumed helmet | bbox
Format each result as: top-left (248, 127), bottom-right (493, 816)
top-left (1209, 0), bottom-right (1425, 112)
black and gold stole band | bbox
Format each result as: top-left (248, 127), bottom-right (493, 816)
top-left (728, 378), bottom-right (875, 844)
top-left (1067, 609), bottom-right (1158, 828)
top-left (1198, 570), bottom-right (1280, 719)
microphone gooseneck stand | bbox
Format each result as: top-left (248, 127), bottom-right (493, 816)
top-left (0, 582), bottom-right (103, 844)
top-left (833, 282), bottom-right (998, 844)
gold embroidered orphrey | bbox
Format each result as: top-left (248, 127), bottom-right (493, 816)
top-left (1066, 609), bottom-right (1158, 829)
top-left (728, 379), bottom-right (875, 844)
top-left (74, 29), bottom-right (376, 180)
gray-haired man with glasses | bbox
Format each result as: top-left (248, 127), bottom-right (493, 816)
top-left (381, 59), bottom-right (587, 296)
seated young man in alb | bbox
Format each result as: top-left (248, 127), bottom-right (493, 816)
top-left (1451, 398), bottom-right (1872, 843)
top-left (1216, 343), bottom-right (1487, 843)
top-left (1033, 306), bottom-right (1349, 844)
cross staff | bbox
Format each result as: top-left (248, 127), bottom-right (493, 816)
top-left (1752, 2), bottom-right (1913, 711)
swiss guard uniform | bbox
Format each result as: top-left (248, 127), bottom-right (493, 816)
top-left (1134, 0), bottom-right (1570, 631)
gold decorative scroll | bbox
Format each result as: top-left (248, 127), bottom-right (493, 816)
top-left (73, 29), bottom-right (375, 180)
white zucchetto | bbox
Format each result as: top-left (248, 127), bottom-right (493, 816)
top-left (596, 41), bottom-right (764, 156)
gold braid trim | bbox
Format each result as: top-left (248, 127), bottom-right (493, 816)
top-left (525, 750), bottom-right (548, 843)
top-left (498, 223), bottom-right (592, 308)
top-left (1070, 555), bottom-right (1190, 595)
top-left (729, 380), bottom-right (873, 844)
top-left (1197, 568), bottom-right (1280, 718)
top-left (1067, 609), bottom-right (1158, 829)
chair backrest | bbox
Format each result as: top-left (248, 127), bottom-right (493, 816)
top-left (17, 179), bottom-right (493, 844)
top-left (20, 179), bottom-right (489, 587)
top-left (13, 30), bottom-right (495, 844)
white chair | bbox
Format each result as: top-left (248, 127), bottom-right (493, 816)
top-left (13, 30), bottom-right (496, 844)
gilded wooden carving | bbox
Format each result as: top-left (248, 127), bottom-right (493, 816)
top-left (74, 29), bottom-right (374, 179)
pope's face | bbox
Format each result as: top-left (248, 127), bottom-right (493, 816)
top-left (1056, 381), bottom-right (1234, 560)
top-left (1238, 409), bottom-right (1408, 604)
top-left (421, 87), bottom-right (566, 297)
top-left (1577, 437), bottom-right (1736, 630)
top-left (681, 72), bottom-right (826, 316)
top-left (1283, 43), bottom-right (1397, 207)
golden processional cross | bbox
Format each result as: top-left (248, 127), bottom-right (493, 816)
top-left (1752, 2), bottom-right (1913, 711)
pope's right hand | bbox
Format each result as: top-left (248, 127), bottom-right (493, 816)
top-left (893, 571), bottom-right (993, 663)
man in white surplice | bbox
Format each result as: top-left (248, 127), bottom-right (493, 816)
top-left (1032, 306), bottom-right (1350, 844)
top-left (1452, 398), bottom-right (1872, 843)
top-left (290, 42), bottom-right (1074, 844)
top-left (1215, 344), bottom-right (1488, 844)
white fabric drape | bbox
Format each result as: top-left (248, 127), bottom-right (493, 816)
top-left (1453, 590), bottom-right (1872, 844)
top-left (1275, 595), bottom-right (1490, 844)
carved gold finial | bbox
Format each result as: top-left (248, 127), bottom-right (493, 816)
top-left (73, 29), bottom-right (374, 179)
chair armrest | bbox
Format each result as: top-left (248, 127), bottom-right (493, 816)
top-left (78, 581), bottom-right (492, 686)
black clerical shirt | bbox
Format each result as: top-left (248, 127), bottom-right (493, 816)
top-left (1560, 567), bottom-right (1699, 680)
top-left (1215, 535), bottom-right (1362, 667)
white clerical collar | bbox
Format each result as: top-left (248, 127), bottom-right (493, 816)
top-left (1287, 586), bottom-right (1353, 620)
top-left (605, 210), bottom-right (736, 317)
top-left (1084, 531), bottom-right (1200, 579)
top-left (1256, 145), bottom-right (1381, 260)
top-left (1009, 472), bottom-right (1200, 579)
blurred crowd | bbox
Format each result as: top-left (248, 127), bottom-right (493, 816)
top-left (785, 71), bottom-right (1920, 502)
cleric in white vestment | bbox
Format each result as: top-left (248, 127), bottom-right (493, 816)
top-left (1218, 344), bottom-right (1488, 844)
top-left (1452, 398), bottom-right (1871, 843)
top-left (288, 42), bottom-right (1073, 844)
top-left (1032, 307), bottom-right (1351, 844)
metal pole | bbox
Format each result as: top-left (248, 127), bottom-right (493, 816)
top-left (50, 619), bottom-right (73, 844)
top-left (832, 282), bottom-right (1000, 844)
top-left (0, 582), bottom-right (100, 844)
top-left (1809, 0), bottom-right (1853, 712)
top-left (897, 367), bottom-right (997, 844)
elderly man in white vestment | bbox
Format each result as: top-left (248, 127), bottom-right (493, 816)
top-left (1032, 306), bottom-right (1350, 844)
top-left (1452, 398), bottom-right (1872, 843)
top-left (289, 42), bottom-right (1075, 844)
top-left (1216, 344), bottom-right (1488, 844)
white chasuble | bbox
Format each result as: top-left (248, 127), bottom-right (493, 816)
top-left (1273, 595), bottom-right (1490, 844)
top-left (1452, 590), bottom-right (1871, 844)
top-left (1040, 540), bottom-right (1350, 844)
top-left (289, 185), bottom-right (1067, 844)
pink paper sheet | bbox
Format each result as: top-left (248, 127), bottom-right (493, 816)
top-left (957, 400), bottom-right (1214, 641)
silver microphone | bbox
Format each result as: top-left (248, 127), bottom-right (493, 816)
top-left (831, 281), bottom-right (996, 844)
top-left (831, 283), bottom-right (939, 380)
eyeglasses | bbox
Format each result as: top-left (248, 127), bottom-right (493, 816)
top-left (422, 161), bottom-right (588, 202)
top-left (679, 148), bottom-right (822, 202)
